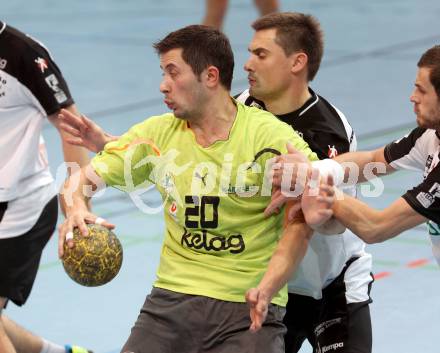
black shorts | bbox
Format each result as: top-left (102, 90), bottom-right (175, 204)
top-left (122, 287), bottom-right (286, 353)
top-left (0, 196), bottom-right (58, 307)
top-left (284, 258), bottom-right (373, 353)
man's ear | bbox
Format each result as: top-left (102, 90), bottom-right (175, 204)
top-left (205, 65), bottom-right (220, 87)
top-left (290, 52), bottom-right (308, 75)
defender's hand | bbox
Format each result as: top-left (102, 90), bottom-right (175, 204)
top-left (59, 108), bottom-right (116, 153)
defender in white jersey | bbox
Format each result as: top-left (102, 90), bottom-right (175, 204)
top-left (299, 45), bottom-right (440, 268)
top-left (239, 13), bottom-right (373, 353)
top-left (0, 22), bottom-right (90, 353)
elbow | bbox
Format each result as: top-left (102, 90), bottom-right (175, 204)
top-left (363, 235), bottom-right (379, 245)
top-left (359, 228), bottom-right (387, 244)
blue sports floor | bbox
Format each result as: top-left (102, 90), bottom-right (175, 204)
top-left (3, 1), bottom-right (440, 352)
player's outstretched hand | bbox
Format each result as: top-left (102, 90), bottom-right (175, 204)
top-left (246, 288), bottom-right (270, 333)
top-left (59, 108), bottom-right (116, 153)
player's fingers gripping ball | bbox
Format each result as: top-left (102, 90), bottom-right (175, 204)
top-left (62, 224), bottom-right (123, 286)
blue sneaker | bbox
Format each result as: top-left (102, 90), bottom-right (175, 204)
top-left (65, 345), bottom-right (93, 353)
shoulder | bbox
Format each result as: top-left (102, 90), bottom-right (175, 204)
top-left (305, 93), bottom-right (352, 132)
top-left (4, 25), bottom-right (50, 59)
top-left (384, 127), bottom-right (429, 163)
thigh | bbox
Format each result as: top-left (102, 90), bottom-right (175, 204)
top-left (314, 297), bottom-right (372, 353)
top-left (313, 257), bottom-right (373, 353)
top-left (283, 293), bottom-right (320, 353)
top-left (0, 196), bottom-right (57, 306)
top-left (121, 288), bottom-right (203, 353)
top-left (205, 302), bottom-right (286, 353)
top-left (344, 301), bottom-right (372, 353)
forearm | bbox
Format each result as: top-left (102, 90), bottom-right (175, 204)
top-left (332, 195), bottom-right (426, 243)
top-left (257, 222), bottom-right (313, 301)
top-left (332, 196), bottom-right (380, 242)
top-left (334, 147), bottom-right (393, 183)
top-left (61, 136), bottom-right (89, 168)
top-left (60, 167), bottom-right (95, 216)
top-left (48, 105), bottom-right (89, 168)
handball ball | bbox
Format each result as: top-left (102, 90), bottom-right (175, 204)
top-left (62, 224), bottom-right (123, 287)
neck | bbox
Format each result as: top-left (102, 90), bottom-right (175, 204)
top-left (264, 80), bottom-right (311, 116)
top-left (189, 90), bottom-right (237, 147)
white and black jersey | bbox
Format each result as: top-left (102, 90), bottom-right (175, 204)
top-left (236, 88), bottom-right (356, 159)
top-left (385, 127), bottom-right (440, 224)
top-left (236, 89), bottom-right (373, 302)
top-left (385, 127), bottom-right (440, 265)
top-left (0, 21), bottom-right (73, 238)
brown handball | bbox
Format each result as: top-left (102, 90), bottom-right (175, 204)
top-left (62, 224), bottom-right (123, 287)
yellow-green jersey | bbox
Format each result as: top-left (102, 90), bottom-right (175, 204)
top-left (91, 100), bottom-right (318, 306)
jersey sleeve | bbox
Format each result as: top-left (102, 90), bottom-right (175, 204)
top-left (91, 119), bottom-right (160, 191)
top-left (21, 40), bottom-right (74, 115)
top-left (384, 127), bottom-right (427, 171)
top-left (401, 163), bottom-right (440, 224)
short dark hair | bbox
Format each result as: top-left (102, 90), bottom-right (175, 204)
top-left (153, 25), bottom-right (234, 90)
top-left (418, 45), bottom-right (440, 99)
top-left (252, 12), bottom-right (324, 81)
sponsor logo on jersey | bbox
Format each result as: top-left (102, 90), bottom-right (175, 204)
top-left (160, 171), bottom-right (178, 201)
top-left (0, 58), bottom-right (7, 69)
top-left (314, 317), bottom-right (342, 337)
top-left (181, 228), bottom-right (245, 254)
top-left (424, 153), bottom-right (439, 178)
top-left (427, 221), bottom-right (440, 236)
top-left (169, 201), bottom-right (178, 219)
top-left (0, 75), bottom-right (6, 99)
top-left (45, 74), bottom-right (68, 103)
top-left (35, 57), bottom-right (48, 73)
top-left (221, 184), bottom-right (258, 196)
top-left (416, 182), bottom-right (440, 208)
top-left (425, 154), bottom-right (433, 173)
top-left (320, 342), bottom-right (344, 353)
top-left (194, 171), bottom-right (209, 186)
top-left (328, 145), bottom-right (338, 158)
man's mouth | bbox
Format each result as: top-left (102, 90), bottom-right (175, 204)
top-left (164, 99), bottom-right (175, 110)
top-left (248, 76), bottom-right (257, 86)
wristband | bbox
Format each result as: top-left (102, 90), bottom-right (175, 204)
top-left (311, 159), bottom-right (344, 186)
